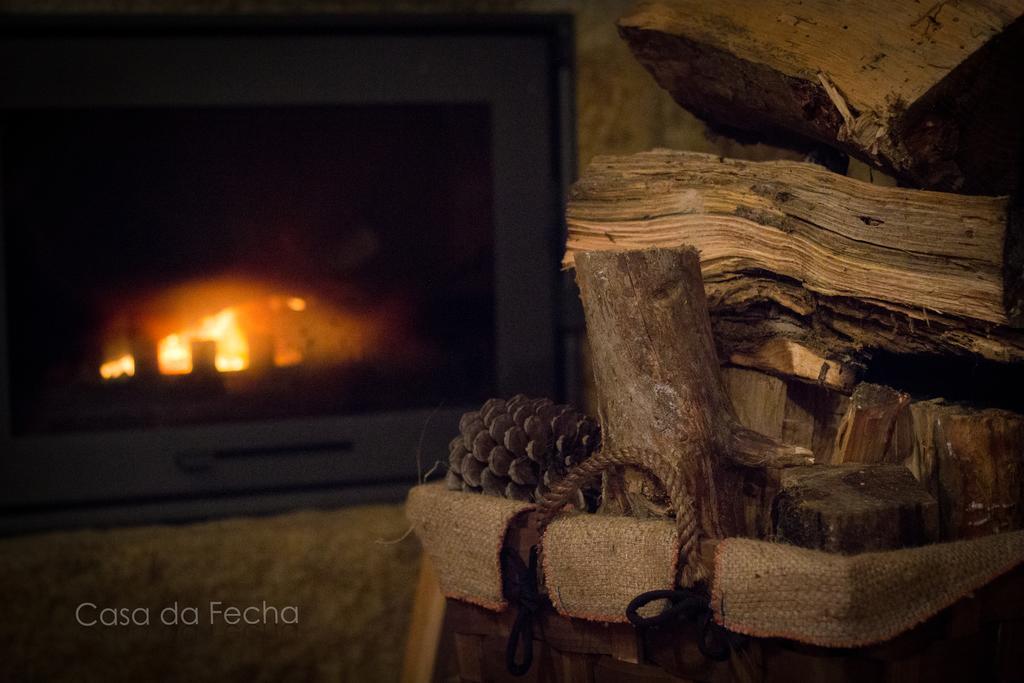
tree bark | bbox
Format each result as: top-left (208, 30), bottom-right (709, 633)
top-left (541, 246), bottom-right (811, 581)
top-left (617, 0), bottom-right (1024, 195)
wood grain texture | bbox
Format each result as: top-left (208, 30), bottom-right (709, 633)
top-left (723, 366), bottom-right (849, 465)
top-left (566, 247), bottom-right (811, 562)
top-left (617, 0), bottom-right (1024, 194)
top-left (574, 247), bottom-right (744, 544)
top-left (707, 274), bottom-right (1024, 369)
top-left (567, 150), bottom-right (1011, 323)
top-left (895, 400), bottom-right (1024, 540)
top-left (400, 555), bottom-right (447, 683)
top-left (566, 150), bottom-right (1024, 374)
top-left (728, 338), bottom-right (858, 392)
top-left (726, 366), bottom-right (1024, 541)
top-left (773, 464), bottom-right (939, 553)
top-left (832, 383), bottom-right (911, 465)
top-left (722, 367), bottom-right (788, 438)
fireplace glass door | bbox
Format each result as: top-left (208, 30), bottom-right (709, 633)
top-left (0, 19), bottom-right (570, 530)
top-left (3, 104), bottom-right (495, 435)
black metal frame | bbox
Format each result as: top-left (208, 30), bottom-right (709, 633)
top-left (0, 14), bottom-right (576, 533)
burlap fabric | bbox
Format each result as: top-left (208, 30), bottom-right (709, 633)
top-left (541, 514), bottom-right (680, 623)
top-left (712, 530), bottom-right (1024, 647)
top-left (406, 483), bottom-right (533, 611)
top-left (409, 482), bottom-right (1024, 642)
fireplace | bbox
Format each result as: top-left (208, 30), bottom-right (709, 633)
top-left (0, 16), bottom-right (575, 531)
top-left (8, 103), bottom-right (497, 433)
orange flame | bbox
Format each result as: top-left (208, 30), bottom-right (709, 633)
top-left (151, 306), bottom-right (254, 375)
top-left (157, 334), bottom-right (192, 375)
top-left (98, 280), bottom-right (394, 380)
top-left (99, 354), bottom-right (135, 380)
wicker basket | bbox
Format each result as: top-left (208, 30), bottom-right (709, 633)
top-left (406, 483), bottom-right (1024, 682)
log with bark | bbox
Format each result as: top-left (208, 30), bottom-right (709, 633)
top-left (538, 248), bottom-right (950, 571)
top-left (540, 246), bottom-right (814, 582)
top-left (566, 150), bottom-right (1024, 385)
top-left (617, 0), bottom-right (1024, 194)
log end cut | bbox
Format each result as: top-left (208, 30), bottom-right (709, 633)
top-left (773, 464), bottom-right (939, 553)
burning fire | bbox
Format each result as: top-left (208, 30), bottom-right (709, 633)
top-left (98, 279), bottom-right (390, 381)
top-left (99, 354), bottom-right (135, 380)
top-left (155, 307), bottom-right (252, 375)
top-left (157, 334), bottom-right (192, 375)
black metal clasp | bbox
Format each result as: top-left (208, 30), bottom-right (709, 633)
top-left (626, 588), bottom-right (737, 662)
top-left (501, 545), bottom-right (540, 676)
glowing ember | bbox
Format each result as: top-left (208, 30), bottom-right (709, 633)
top-left (286, 297), bottom-right (306, 312)
top-left (273, 346), bottom-right (304, 368)
top-left (99, 354), bottom-right (135, 380)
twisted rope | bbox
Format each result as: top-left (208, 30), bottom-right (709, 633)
top-left (538, 445), bottom-right (707, 584)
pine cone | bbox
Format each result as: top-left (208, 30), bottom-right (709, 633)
top-left (447, 395), bottom-right (601, 507)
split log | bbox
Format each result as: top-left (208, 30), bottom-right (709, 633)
top-left (708, 277), bottom-right (1024, 371)
top-left (567, 150), bottom-right (1015, 325)
top-left (722, 367), bottom-right (788, 439)
top-left (893, 401), bottom-right (1024, 540)
top-left (720, 367), bottom-right (1024, 542)
top-left (723, 366), bottom-right (849, 465)
top-left (617, 0), bottom-right (1024, 194)
top-left (541, 247), bottom-right (812, 581)
top-left (727, 338), bottom-right (857, 392)
top-left (566, 151), bottom-right (1024, 383)
top-left (772, 464), bottom-right (939, 553)
top-left (813, 385), bottom-right (1024, 540)
top-left (832, 383), bottom-right (911, 465)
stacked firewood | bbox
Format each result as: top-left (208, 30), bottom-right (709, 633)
top-left (560, 0), bottom-right (1024, 553)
